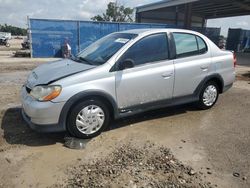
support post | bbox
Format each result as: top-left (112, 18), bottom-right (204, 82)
top-left (136, 12), bottom-right (141, 23)
top-left (77, 21), bottom-right (80, 53)
top-left (202, 17), bottom-right (207, 28)
top-left (175, 6), bottom-right (179, 26)
top-left (27, 16), bottom-right (33, 58)
top-left (184, 3), bottom-right (192, 29)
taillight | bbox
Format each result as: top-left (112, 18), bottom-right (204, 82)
top-left (233, 52), bottom-right (237, 68)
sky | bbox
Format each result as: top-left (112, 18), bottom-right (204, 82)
top-left (0, 0), bottom-right (250, 36)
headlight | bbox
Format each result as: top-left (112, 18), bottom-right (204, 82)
top-left (30, 85), bottom-right (62, 101)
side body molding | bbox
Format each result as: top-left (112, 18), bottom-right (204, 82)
top-left (58, 74), bottom-right (225, 130)
top-left (117, 74), bottom-right (225, 118)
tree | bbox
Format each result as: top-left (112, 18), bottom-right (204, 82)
top-left (91, 2), bottom-right (133, 22)
top-left (0, 24), bottom-right (27, 36)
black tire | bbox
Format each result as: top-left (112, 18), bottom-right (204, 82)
top-left (197, 81), bottom-right (219, 110)
top-left (67, 99), bottom-right (110, 139)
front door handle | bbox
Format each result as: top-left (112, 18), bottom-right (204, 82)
top-left (162, 72), bottom-right (173, 79)
top-left (200, 66), bottom-right (208, 71)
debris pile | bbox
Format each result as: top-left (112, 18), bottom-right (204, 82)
top-left (62, 143), bottom-right (214, 188)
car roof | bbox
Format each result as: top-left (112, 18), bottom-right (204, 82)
top-left (118, 28), bottom-right (204, 37)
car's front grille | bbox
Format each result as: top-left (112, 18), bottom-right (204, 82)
top-left (26, 86), bottom-right (31, 93)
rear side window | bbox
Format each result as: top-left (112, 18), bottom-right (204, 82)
top-left (173, 33), bottom-right (207, 58)
top-left (119, 33), bottom-right (169, 67)
top-left (196, 36), bottom-right (207, 53)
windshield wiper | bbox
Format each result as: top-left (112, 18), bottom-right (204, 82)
top-left (71, 56), bottom-right (93, 65)
top-left (70, 56), bottom-right (79, 62)
top-left (78, 57), bottom-right (93, 65)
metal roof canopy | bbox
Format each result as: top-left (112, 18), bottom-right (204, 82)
top-left (136, 0), bottom-right (250, 28)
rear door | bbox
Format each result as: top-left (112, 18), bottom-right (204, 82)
top-left (114, 33), bottom-right (174, 109)
top-left (172, 32), bottom-right (211, 97)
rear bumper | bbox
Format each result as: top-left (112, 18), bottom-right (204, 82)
top-left (22, 109), bottom-right (65, 132)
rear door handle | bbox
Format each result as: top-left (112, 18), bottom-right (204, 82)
top-left (162, 72), bottom-right (173, 79)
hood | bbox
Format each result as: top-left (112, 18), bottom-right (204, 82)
top-left (26, 59), bottom-right (95, 88)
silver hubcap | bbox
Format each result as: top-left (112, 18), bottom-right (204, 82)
top-left (203, 85), bottom-right (217, 106)
top-left (76, 105), bottom-right (105, 134)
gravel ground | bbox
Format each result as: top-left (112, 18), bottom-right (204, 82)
top-left (0, 40), bottom-right (250, 188)
top-left (59, 142), bottom-right (214, 188)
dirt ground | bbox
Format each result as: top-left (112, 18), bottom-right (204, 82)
top-left (0, 39), bottom-right (250, 188)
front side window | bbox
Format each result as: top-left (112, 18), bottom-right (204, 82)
top-left (77, 33), bottom-right (137, 66)
top-left (118, 33), bottom-right (169, 67)
top-left (173, 33), bottom-right (208, 58)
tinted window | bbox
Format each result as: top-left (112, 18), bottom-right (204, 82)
top-left (173, 33), bottom-right (199, 58)
top-left (119, 33), bottom-right (168, 67)
top-left (197, 36), bottom-right (207, 53)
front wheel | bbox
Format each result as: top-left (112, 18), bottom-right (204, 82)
top-left (197, 81), bottom-right (219, 110)
top-left (67, 99), bottom-right (110, 139)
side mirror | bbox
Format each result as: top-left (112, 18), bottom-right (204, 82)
top-left (118, 59), bottom-right (134, 70)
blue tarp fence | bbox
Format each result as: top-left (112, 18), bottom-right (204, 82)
top-left (226, 28), bottom-right (250, 52)
top-left (29, 18), bottom-right (220, 58)
top-left (29, 18), bottom-right (175, 58)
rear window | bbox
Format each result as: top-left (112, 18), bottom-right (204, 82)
top-left (173, 33), bottom-right (207, 58)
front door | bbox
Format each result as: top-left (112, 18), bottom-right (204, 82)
top-left (114, 33), bottom-right (174, 109)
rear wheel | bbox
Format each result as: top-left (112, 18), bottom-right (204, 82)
top-left (197, 81), bottom-right (219, 110)
top-left (67, 99), bottom-right (110, 138)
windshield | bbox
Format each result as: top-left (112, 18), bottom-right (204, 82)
top-left (77, 33), bottom-right (137, 65)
